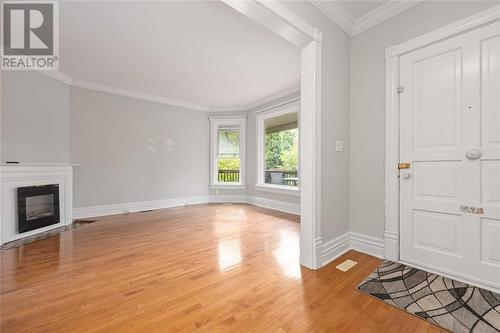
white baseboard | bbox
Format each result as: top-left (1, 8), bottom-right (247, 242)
top-left (209, 195), bottom-right (247, 204)
top-left (350, 232), bottom-right (385, 259)
top-left (73, 194), bottom-right (299, 219)
top-left (318, 231), bottom-right (385, 267)
top-left (246, 196), bottom-right (300, 215)
top-left (73, 195), bottom-right (210, 219)
top-left (318, 232), bottom-right (351, 267)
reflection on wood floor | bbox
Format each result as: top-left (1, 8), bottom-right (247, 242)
top-left (0, 204), bottom-right (444, 332)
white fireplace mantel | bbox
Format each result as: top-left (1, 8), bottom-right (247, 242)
top-left (1, 163), bottom-right (80, 167)
top-left (0, 164), bottom-right (77, 245)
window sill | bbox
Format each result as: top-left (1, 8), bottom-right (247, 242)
top-left (210, 184), bottom-right (246, 190)
top-left (254, 184), bottom-right (300, 196)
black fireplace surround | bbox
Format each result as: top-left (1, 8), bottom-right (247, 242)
top-left (17, 184), bottom-right (60, 233)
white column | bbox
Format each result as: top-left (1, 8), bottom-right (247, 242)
top-left (300, 39), bottom-right (322, 269)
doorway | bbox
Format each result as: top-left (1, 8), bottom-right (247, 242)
top-left (223, 1), bottom-right (323, 269)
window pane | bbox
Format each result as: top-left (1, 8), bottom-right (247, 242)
top-left (264, 112), bottom-right (298, 187)
top-left (218, 129), bottom-right (239, 155)
top-left (218, 128), bottom-right (240, 183)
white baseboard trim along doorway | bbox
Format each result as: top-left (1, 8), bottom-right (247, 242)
top-left (317, 231), bottom-right (385, 267)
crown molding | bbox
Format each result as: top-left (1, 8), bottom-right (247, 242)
top-left (208, 83), bottom-right (300, 113)
top-left (245, 83), bottom-right (300, 111)
top-left (38, 70), bottom-right (209, 111)
top-left (38, 70), bottom-right (72, 85)
top-left (311, 0), bottom-right (423, 37)
top-left (37, 70), bottom-right (300, 113)
top-left (353, 0), bottom-right (423, 35)
top-left (208, 105), bottom-right (248, 113)
top-left (310, 0), bottom-right (354, 36)
top-left (70, 78), bottom-right (210, 112)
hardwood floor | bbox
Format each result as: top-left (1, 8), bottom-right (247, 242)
top-left (1, 204), bottom-right (444, 332)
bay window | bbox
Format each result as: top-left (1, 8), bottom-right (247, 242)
top-left (255, 104), bottom-right (299, 195)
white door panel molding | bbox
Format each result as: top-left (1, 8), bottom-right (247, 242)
top-left (385, 10), bottom-right (500, 291)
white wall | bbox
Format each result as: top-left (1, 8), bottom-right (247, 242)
top-left (1, 72), bottom-right (211, 210)
top-left (1, 71), bottom-right (70, 163)
top-left (70, 87), bottom-right (210, 208)
top-left (281, 1), bottom-right (352, 242)
top-left (349, 1), bottom-right (498, 239)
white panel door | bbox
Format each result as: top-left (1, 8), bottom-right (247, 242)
top-left (400, 22), bottom-right (500, 292)
top-left (478, 26), bottom-right (500, 286)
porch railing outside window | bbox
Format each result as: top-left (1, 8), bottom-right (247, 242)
top-left (217, 170), bottom-right (298, 186)
top-left (265, 170), bottom-right (298, 187)
top-left (218, 170), bottom-right (240, 183)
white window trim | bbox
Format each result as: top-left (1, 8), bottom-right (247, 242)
top-left (209, 115), bottom-right (246, 189)
top-left (255, 102), bottom-right (300, 195)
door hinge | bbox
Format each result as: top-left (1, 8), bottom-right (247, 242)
top-left (398, 162), bottom-right (411, 169)
top-left (397, 86), bottom-right (404, 94)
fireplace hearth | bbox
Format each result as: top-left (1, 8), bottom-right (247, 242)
top-left (17, 184), bottom-right (60, 233)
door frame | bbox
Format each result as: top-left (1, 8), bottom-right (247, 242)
top-left (384, 6), bottom-right (500, 262)
top-left (222, 1), bottom-right (323, 269)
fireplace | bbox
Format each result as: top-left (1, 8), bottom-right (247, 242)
top-left (17, 184), bottom-right (60, 233)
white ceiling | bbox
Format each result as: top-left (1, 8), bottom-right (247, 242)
top-left (59, 1), bottom-right (300, 111)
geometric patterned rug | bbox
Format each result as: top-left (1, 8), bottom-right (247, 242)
top-left (357, 261), bottom-right (500, 333)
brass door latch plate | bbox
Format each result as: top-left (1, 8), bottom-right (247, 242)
top-left (398, 162), bottom-right (411, 169)
top-left (459, 205), bottom-right (484, 214)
